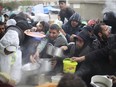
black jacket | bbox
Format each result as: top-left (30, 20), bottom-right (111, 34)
top-left (90, 34), bottom-right (116, 51)
top-left (59, 7), bottom-right (75, 23)
top-left (76, 43), bottom-right (116, 87)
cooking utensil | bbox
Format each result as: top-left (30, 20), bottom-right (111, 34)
top-left (24, 30), bottom-right (46, 38)
top-left (91, 75), bottom-right (112, 87)
top-left (22, 62), bottom-right (40, 76)
top-left (46, 43), bottom-right (64, 58)
top-left (39, 58), bottom-right (52, 73)
top-left (53, 47), bottom-right (64, 58)
top-left (46, 43), bottom-right (54, 56)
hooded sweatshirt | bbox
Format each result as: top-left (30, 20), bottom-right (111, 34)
top-left (62, 13), bottom-right (82, 42)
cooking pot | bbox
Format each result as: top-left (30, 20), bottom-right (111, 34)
top-left (53, 47), bottom-right (64, 58)
top-left (22, 62), bottom-right (40, 76)
top-left (46, 43), bottom-right (54, 56)
top-left (39, 58), bottom-right (52, 73)
top-left (46, 43), bottom-right (64, 58)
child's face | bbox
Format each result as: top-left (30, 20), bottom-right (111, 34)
top-left (36, 23), bottom-right (44, 32)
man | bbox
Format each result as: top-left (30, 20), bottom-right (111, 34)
top-left (62, 13), bottom-right (82, 42)
top-left (61, 29), bottom-right (93, 58)
top-left (91, 22), bottom-right (116, 50)
top-left (58, 0), bottom-right (75, 23)
top-left (0, 21), bottom-right (5, 39)
top-left (71, 42), bottom-right (116, 87)
top-left (30, 24), bottom-right (68, 63)
top-left (103, 11), bottom-right (116, 34)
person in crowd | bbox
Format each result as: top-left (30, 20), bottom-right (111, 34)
top-left (36, 21), bottom-right (49, 34)
top-left (0, 12), bottom-right (4, 22)
top-left (103, 11), bottom-right (116, 34)
top-left (62, 13), bottom-right (82, 42)
top-left (3, 14), bottom-right (9, 24)
top-left (24, 21), bottom-right (49, 35)
top-left (30, 24), bottom-right (68, 62)
top-left (61, 29), bottom-right (94, 58)
top-left (91, 22), bottom-right (116, 50)
top-left (16, 18), bottom-right (33, 32)
top-left (0, 26), bottom-right (22, 86)
top-left (13, 11), bottom-right (32, 23)
top-left (9, 13), bottom-right (16, 19)
top-left (16, 19), bottom-right (38, 64)
top-left (57, 73), bottom-right (87, 87)
top-left (60, 29), bottom-right (94, 74)
top-left (71, 42), bottom-right (116, 87)
top-left (58, 0), bottom-right (75, 23)
top-left (0, 21), bottom-right (5, 39)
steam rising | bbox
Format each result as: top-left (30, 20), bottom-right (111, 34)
top-left (103, 0), bottom-right (116, 16)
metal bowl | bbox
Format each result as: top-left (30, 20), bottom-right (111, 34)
top-left (22, 63), bottom-right (40, 76)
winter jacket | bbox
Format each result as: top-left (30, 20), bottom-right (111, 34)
top-left (37, 33), bottom-right (68, 58)
top-left (62, 13), bottom-right (82, 42)
top-left (59, 7), bottom-right (75, 23)
top-left (90, 34), bottom-right (116, 51)
top-left (76, 42), bottom-right (116, 87)
top-left (64, 43), bottom-right (91, 58)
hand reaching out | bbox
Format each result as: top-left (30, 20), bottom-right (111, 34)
top-left (71, 56), bottom-right (85, 62)
top-left (30, 50), bottom-right (39, 63)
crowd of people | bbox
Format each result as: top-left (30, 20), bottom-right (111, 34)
top-left (0, 0), bottom-right (116, 87)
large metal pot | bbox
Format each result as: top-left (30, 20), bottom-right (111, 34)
top-left (39, 58), bottom-right (52, 73)
top-left (22, 62), bottom-right (40, 76)
top-left (46, 43), bottom-right (64, 58)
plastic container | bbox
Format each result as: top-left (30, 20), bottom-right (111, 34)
top-left (63, 58), bottom-right (78, 73)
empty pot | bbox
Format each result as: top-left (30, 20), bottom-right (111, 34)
top-left (46, 43), bottom-right (54, 56)
top-left (53, 47), bottom-right (64, 58)
top-left (46, 43), bottom-right (64, 58)
top-left (39, 58), bottom-right (52, 73)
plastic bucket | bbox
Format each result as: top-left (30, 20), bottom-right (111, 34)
top-left (63, 58), bottom-right (78, 73)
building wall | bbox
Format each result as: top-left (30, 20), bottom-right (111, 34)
top-left (67, 0), bottom-right (106, 20)
top-left (72, 3), bottom-right (104, 20)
